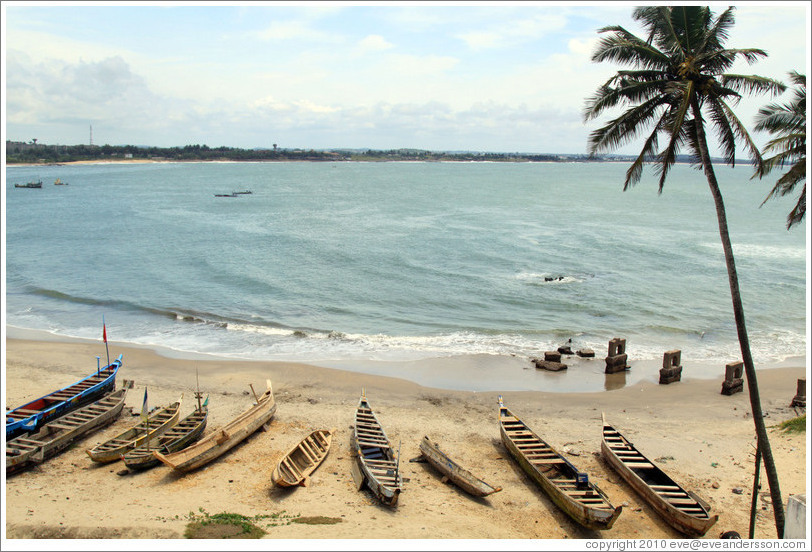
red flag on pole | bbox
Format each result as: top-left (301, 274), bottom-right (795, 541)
top-left (103, 324), bottom-right (107, 343)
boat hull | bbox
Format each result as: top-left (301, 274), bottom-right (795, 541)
top-left (6, 355), bottom-right (122, 440)
top-left (153, 381), bottom-right (276, 473)
top-left (272, 429), bottom-right (333, 487)
top-left (122, 403), bottom-right (208, 470)
top-left (499, 398), bottom-right (621, 531)
top-left (7, 389), bottom-right (128, 474)
top-left (601, 420), bottom-right (718, 537)
top-left (352, 395), bottom-right (402, 507)
top-left (86, 397), bottom-right (182, 463)
top-left (419, 436), bottom-right (501, 497)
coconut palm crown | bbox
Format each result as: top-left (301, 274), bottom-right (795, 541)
top-left (583, 6), bottom-right (785, 189)
top-left (583, 6), bottom-right (788, 537)
top-left (753, 71), bottom-right (806, 229)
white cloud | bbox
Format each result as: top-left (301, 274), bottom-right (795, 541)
top-left (250, 20), bottom-right (337, 43)
top-left (356, 34), bottom-right (394, 54)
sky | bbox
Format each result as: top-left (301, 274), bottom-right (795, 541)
top-left (2, 1), bottom-right (809, 155)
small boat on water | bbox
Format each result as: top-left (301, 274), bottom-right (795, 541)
top-left (122, 396), bottom-right (209, 470)
top-left (153, 380), bottom-right (276, 473)
top-left (15, 180), bottom-right (42, 188)
top-left (232, 190), bottom-right (252, 195)
top-left (601, 414), bottom-right (718, 537)
top-left (351, 391), bottom-right (402, 506)
top-left (271, 429), bottom-right (333, 487)
top-left (418, 435), bottom-right (502, 497)
top-left (6, 389), bottom-right (128, 475)
top-left (498, 396), bottom-right (621, 531)
top-left (214, 193), bottom-right (237, 197)
top-left (6, 354), bottom-right (123, 440)
top-left (86, 395), bottom-right (182, 463)
top-left (54, 178), bottom-right (68, 185)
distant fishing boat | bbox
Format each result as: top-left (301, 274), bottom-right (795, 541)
top-left (232, 190), bottom-right (252, 195)
top-left (54, 178), bottom-right (68, 185)
top-left (15, 180), bottom-right (42, 189)
top-left (214, 193), bottom-right (237, 197)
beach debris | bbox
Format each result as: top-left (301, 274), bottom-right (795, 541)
top-left (721, 361), bottom-right (744, 395)
top-left (533, 359), bottom-right (568, 372)
top-left (732, 487), bottom-right (744, 494)
top-left (659, 350), bottom-right (682, 384)
top-left (712, 482), bottom-right (720, 489)
top-left (605, 338), bottom-right (630, 374)
top-left (557, 339), bottom-right (574, 355)
top-left (720, 530), bottom-right (742, 539)
top-left (577, 348), bottom-right (595, 358)
top-left (790, 378), bottom-right (806, 407)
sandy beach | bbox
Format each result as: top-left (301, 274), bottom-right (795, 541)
top-left (3, 337), bottom-right (808, 545)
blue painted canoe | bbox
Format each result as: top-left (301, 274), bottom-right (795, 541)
top-left (6, 354), bottom-right (122, 440)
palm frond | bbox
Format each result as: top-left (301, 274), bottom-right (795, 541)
top-left (706, 98), bottom-right (737, 166)
top-left (587, 96), bottom-right (669, 154)
top-left (716, 99), bottom-right (764, 169)
top-left (721, 74), bottom-right (785, 97)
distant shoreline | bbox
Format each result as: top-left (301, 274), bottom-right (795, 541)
top-left (7, 157), bottom-right (690, 167)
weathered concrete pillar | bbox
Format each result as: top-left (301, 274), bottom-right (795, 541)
top-left (659, 349), bottom-right (682, 384)
top-left (721, 361), bottom-right (744, 395)
top-left (605, 338), bottom-right (629, 374)
top-left (790, 378), bottom-right (806, 408)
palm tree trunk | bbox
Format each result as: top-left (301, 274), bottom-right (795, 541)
top-left (691, 97), bottom-right (785, 537)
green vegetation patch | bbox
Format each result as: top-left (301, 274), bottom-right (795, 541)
top-left (777, 415), bottom-right (806, 433)
top-left (293, 516), bottom-right (342, 525)
top-left (180, 508), bottom-right (301, 539)
top-left (185, 512), bottom-right (266, 539)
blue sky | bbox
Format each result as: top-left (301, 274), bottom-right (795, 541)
top-left (2, 2), bottom-right (809, 155)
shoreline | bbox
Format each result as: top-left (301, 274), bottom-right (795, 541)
top-left (3, 335), bottom-right (808, 543)
top-left (6, 325), bottom-right (805, 394)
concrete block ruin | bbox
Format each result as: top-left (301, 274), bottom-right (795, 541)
top-left (790, 378), bottom-right (806, 408)
top-left (604, 338), bottom-right (629, 374)
top-left (721, 361), bottom-right (744, 395)
top-left (659, 349), bottom-right (682, 384)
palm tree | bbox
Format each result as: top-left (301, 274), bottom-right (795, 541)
top-left (753, 71), bottom-right (806, 229)
top-left (583, 6), bottom-right (787, 536)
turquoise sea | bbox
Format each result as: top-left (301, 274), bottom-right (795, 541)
top-left (4, 161), bottom-right (807, 390)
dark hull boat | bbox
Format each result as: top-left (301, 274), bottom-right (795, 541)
top-left (351, 392), bottom-right (402, 506)
top-left (601, 414), bottom-right (718, 537)
top-left (499, 396), bottom-right (621, 531)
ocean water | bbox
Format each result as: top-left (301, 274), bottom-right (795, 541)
top-left (4, 161), bottom-right (807, 390)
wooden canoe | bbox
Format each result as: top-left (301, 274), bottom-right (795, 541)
top-left (6, 389), bottom-right (128, 474)
top-left (153, 380), bottom-right (276, 473)
top-left (86, 395), bottom-right (182, 463)
top-left (498, 396), bottom-right (621, 530)
top-left (122, 397), bottom-right (209, 470)
top-left (6, 354), bottom-right (122, 440)
top-left (351, 392), bottom-right (402, 506)
top-left (419, 435), bottom-right (502, 497)
top-left (271, 429), bottom-right (333, 487)
top-left (601, 414), bottom-right (718, 537)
